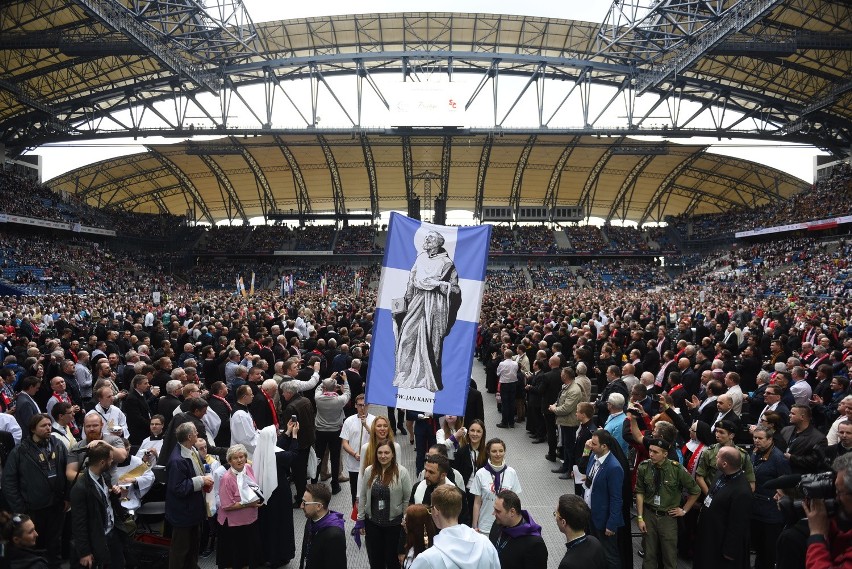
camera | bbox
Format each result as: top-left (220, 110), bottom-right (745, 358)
top-left (777, 471), bottom-right (838, 524)
top-left (291, 414), bottom-right (298, 423)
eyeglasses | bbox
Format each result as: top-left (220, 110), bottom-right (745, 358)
top-left (301, 500), bottom-right (322, 506)
top-left (426, 506), bottom-right (433, 515)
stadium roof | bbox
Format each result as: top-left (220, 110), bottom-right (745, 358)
top-left (47, 134), bottom-right (809, 225)
top-left (0, 3), bottom-right (846, 222)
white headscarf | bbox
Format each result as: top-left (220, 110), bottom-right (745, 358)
top-left (253, 425), bottom-right (279, 500)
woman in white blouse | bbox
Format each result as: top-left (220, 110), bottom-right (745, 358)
top-left (470, 437), bottom-right (522, 534)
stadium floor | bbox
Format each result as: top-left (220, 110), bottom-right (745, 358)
top-left (190, 361), bottom-right (691, 569)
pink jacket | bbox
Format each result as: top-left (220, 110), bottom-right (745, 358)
top-left (217, 465), bottom-right (259, 527)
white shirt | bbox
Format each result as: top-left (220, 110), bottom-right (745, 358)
top-left (92, 404), bottom-right (129, 439)
top-left (496, 359), bottom-right (519, 384)
top-left (0, 412), bottom-right (22, 445)
top-left (726, 385), bottom-right (744, 416)
top-left (135, 436), bottom-right (164, 459)
top-left (340, 413), bottom-right (375, 473)
top-left (470, 464), bottom-right (522, 534)
top-left (114, 455), bottom-right (155, 511)
top-left (584, 451), bottom-right (610, 508)
top-left (230, 409), bottom-right (258, 457)
top-left (790, 379), bottom-right (812, 406)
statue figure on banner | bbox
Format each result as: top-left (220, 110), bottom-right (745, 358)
top-left (392, 231), bottom-right (461, 392)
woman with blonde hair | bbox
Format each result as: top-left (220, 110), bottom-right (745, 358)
top-left (435, 415), bottom-right (466, 461)
top-left (358, 442), bottom-right (412, 569)
top-left (359, 415), bottom-right (401, 476)
top-left (400, 504), bottom-right (437, 568)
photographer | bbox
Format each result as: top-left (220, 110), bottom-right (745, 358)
top-left (802, 453), bottom-right (852, 569)
top-left (314, 371), bottom-right (350, 495)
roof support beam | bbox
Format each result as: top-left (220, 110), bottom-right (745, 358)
top-left (197, 154), bottom-right (249, 224)
top-left (780, 77), bottom-right (852, 134)
top-left (440, 136), bottom-right (452, 200)
top-left (544, 136), bottom-right (581, 209)
top-left (360, 134), bottom-right (380, 220)
top-left (634, 0), bottom-right (786, 94)
top-left (147, 148), bottom-right (214, 224)
top-left (71, 0), bottom-right (220, 92)
top-left (639, 150), bottom-right (705, 226)
top-left (509, 135), bottom-right (536, 216)
top-left (578, 138), bottom-right (623, 213)
top-left (402, 136), bottom-right (414, 201)
top-left (274, 135), bottom-right (312, 217)
top-left (230, 136), bottom-right (277, 218)
top-left (606, 153), bottom-right (656, 223)
top-left (474, 134), bottom-right (494, 220)
top-left (317, 135), bottom-right (346, 216)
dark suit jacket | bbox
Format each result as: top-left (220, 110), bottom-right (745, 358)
top-left (249, 392), bottom-right (278, 431)
top-left (70, 468), bottom-right (113, 563)
top-left (157, 395), bottom-right (181, 427)
top-left (207, 395), bottom-right (232, 448)
top-left (539, 368), bottom-right (563, 410)
top-left (642, 349), bottom-right (660, 376)
top-left (693, 399), bottom-right (719, 427)
top-left (123, 389), bottom-right (152, 445)
top-left (14, 393), bottom-right (40, 432)
top-left (694, 472), bottom-right (752, 569)
top-left (464, 382), bottom-right (485, 425)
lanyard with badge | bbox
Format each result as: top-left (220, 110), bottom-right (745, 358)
top-left (704, 470), bottom-right (742, 508)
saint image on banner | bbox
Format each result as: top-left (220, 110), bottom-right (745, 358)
top-left (392, 231), bottom-right (461, 392)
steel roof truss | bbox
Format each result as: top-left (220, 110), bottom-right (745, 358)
top-left (440, 136), bottom-right (452, 201)
top-left (509, 135), bottom-right (536, 216)
top-left (402, 135), bottom-right (414, 201)
top-left (499, 62), bottom-right (545, 127)
top-left (147, 147), bottom-right (214, 223)
top-left (317, 134), bottom-right (345, 216)
top-left (545, 69), bottom-right (588, 127)
top-left (474, 134), bottom-right (493, 220)
top-left (360, 133), bottom-right (380, 220)
top-left (639, 150), bottom-right (705, 225)
top-left (606, 153), bottom-right (655, 223)
top-left (197, 153), bottom-right (247, 223)
top-left (310, 63), bottom-right (355, 127)
top-left (544, 136), bottom-right (580, 209)
top-left (72, 0), bottom-right (219, 92)
top-left (230, 135), bottom-right (276, 217)
top-left (274, 136), bottom-right (312, 216)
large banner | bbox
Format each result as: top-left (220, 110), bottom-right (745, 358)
top-left (365, 213), bottom-right (491, 416)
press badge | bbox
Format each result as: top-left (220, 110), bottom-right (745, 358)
top-left (703, 495), bottom-right (712, 508)
top-left (653, 495), bottom-right (661, 506)
top-left (378, 499), bottom-right (386, 511)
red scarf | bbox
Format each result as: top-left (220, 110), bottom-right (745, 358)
top-left (263, 391), bottom-right (279, 430)
top-left (212, 394), bottom-right (232, 413)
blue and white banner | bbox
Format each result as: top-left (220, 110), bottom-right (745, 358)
top-left (365, 213), bottom-right (491, 416)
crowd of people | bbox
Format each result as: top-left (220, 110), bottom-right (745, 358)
top-left (335, 226), bottom-right (381, 254)
top-left (485, 268), bottom-right (528, 291)
top-left (671, 236), bottom-right (852, 300)
top-left (0, 275), bottom-right (849, 569)
top-left (670, 162), bottom-right (852, 241)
